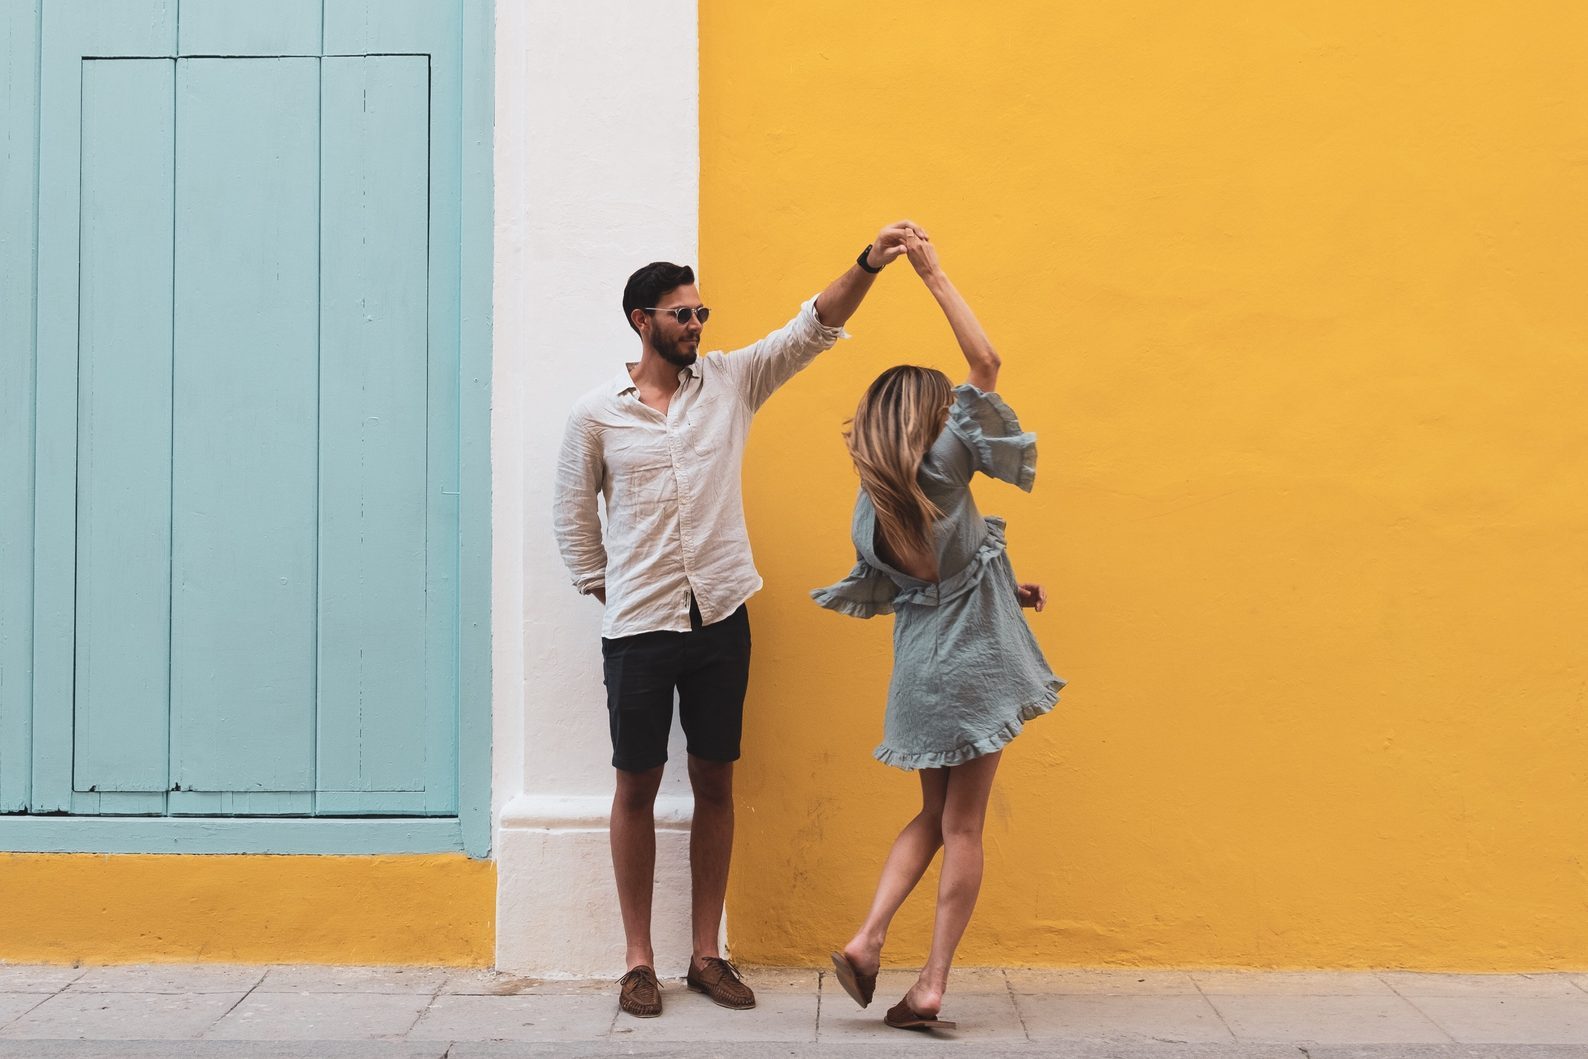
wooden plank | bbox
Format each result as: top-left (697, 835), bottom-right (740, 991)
top-left (72, 58), bottom-right (175, 795)
top-left (323, 0), bottom-right (447, 54)
top-left (315, 55), bottom-right (431, 805)
top-left (316, 791), bottom-right (437, 815)
top-left (70, 791), bottom-right (165, 814)
top-left (170, 57), bottom-right (320, 794)
top-left (0, 815), bottom-right (464, 854)
top-left (31, 0), bottom-right (177, 812)
top-left (327, 0), bottom-right (464, 818)
top-left (0, 0), bottom-right (41, 812)
top-left (178, 0), bottom-right (321, 57)
top-left (168, 791), bottom-right (313, 815)
top-left (457, 0), bottom-right (495, 855)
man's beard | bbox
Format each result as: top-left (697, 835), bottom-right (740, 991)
top-left (652, 330), bottom-right (698, 368)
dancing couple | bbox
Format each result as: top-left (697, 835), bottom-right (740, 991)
top-left (553, 221), bottom-right (1064, 1030)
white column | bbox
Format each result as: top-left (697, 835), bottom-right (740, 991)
top-left (492, 0), bottom-right (700, 976)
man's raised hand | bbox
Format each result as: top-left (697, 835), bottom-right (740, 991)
top-left (867, 220), bottom-right (929, 270)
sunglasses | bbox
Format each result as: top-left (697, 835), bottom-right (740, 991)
top-left (645, 306), bottom-right (711, 325)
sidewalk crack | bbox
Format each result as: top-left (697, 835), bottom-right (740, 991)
top-left (0, 992), bottom-right (56, 1033)
top-left (1002, 969), bottom-right (1031, 1041)
top-left (202, 967), bottom-right (267, 1039)
top-left (1194, 972), bottom-right (1240, 1043)
top-left (1379, 970), bottom-right (1458, 1044)
top-left (815, 969), bottom-right (825, 1041)
top-left (397, 978), bottom-right (445, 1040)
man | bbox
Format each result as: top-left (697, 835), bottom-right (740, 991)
top-left (553, 221), bottom-right (923, 1018)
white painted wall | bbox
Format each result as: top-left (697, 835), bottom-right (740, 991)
top-left (491, 0), bottom-right (701, 976)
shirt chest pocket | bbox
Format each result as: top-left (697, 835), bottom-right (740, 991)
top-left (681, 390), bottom-right (740, 458)
top-left (608, 461), bottom-right (678, 513)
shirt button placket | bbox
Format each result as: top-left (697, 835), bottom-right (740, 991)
top-left (670, 423), bottom-right (695, 627)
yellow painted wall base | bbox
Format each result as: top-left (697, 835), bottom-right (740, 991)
top-left (0, 853), bottom-right (495, 966)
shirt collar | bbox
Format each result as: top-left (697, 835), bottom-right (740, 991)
top-left (613, 359), bottom-right (700, 395)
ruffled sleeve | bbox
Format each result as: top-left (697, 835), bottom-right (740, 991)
top-left (945, 384), bottom-right (1037, 491)
top-left (810, 554), bottom-right (897, 619)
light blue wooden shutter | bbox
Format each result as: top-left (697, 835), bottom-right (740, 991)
top-left (18, 0), bottom-right (465, 825)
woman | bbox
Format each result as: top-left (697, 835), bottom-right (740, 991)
top-left (813, 233), bottom-right (1063, 1032)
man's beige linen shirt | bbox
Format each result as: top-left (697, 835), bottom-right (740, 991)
top-left (554, 297), bottom-right (847, 639)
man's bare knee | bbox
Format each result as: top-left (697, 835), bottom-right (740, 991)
top-left (687, 756), bottom-right (734, 810)
top-left (613, 765), bottom-right (665, 814)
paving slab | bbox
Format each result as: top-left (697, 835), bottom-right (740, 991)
top-left (738, 967), bottom-right (821, 992)
top-left (1006, 968), bottom-right (1201, 994)
top-left (609, 981), bottom-right (817, 1042)
top-left (438, 969), bottom-right (614, 995)
top-left (407, 993), bottom-right (616, 1041)
top-left (1408, 995), bottom-right (1588, 1045)
top-left (6, 1041), bottom-right (1588, 1059)
top-left (1210, 993), bottom-right (1451, 1044)
top-left (0, 968), bottom-right (84, 993)
top-left (1192, 970), bottom-right (1396, 995)
top-left (820, 983), bottom-right (1024, 1043)
top-left (0, 994), bottom-right (48, 1027)
top-left (68, 965), bottom-right (266, 994)
top-left (0, 1045), bottom-right (449, 1058)
top-left (1014, 992), bottom-right (1233, 1043)
top-left (204, 991), bottom-right (428, 1040)
top-left (254, 965), bottom-right (448, 994)
top-left (865, 966), bottom-right (1010, 996)
top-left (1306, 1050), bottom-right (1588, 1059)
top-left (1382, 972), bottom-right (1586, 998)
top-left (461, 1046), bottom-right (1301, 1059)
top-left (0, 990), bottom-right (244, 1040)
top-left (450, 1046), bottom-right (1305, 1059)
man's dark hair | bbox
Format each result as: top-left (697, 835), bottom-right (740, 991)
top-left (622, 262), bottom-right (695, 334)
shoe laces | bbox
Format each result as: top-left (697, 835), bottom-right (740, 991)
top-left (700, 955), bottom-right (744, 981)
top-left (619, 966), bottom-right (660, 991)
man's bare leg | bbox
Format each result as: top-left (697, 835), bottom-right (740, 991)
top-left (686, 754), bottom-right (734, 967)
top-left (612, 764), bottom-right (665, 970)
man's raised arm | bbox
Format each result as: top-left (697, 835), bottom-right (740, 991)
top-left (812, 219), bottom-right (926, 328)
top-left (724, 220), bottom-right (929, 410)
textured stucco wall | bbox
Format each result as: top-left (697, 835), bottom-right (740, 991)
top-left (492, 0), bottom-right (702, 975)
top-left (702, 1), bottom-right (1588, 968)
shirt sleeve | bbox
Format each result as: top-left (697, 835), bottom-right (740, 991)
top-left (552, 407), bottom-right (608, 595)
top-left (717, 295), bottom-right (849, 411)
top-left (943, 383), bottom-right (1038, 491)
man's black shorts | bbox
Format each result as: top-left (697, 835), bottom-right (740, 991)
top-left (600, 600), bottom-right (751, 772)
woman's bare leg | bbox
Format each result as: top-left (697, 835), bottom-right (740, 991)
top-left (903, 750), bottom-right (1002, 1016)
top-left (841, 767), bottom-right (950, 975)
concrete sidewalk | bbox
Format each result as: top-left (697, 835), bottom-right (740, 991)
top-left (1, 963), bottom-right (1586, 1058)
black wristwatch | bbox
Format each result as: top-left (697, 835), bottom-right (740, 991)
top-left (857, 244), bottom-right (884, 274)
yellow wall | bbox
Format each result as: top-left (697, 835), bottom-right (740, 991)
top-left (702, 1), bottom-right (1588, 969)
top-left (0, 854), bottom-right (494, 965)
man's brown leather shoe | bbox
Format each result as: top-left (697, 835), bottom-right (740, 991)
top-left (618, 964), bottom-right (662, 1018)
top-left (686, 956), bottom-right (756, 1010)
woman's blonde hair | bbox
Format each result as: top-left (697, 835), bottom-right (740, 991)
top-left (845, 365), bottom-right (954, 562)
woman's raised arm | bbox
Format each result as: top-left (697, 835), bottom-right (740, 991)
top-left (905, 234), bottom-right (1000, 392)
